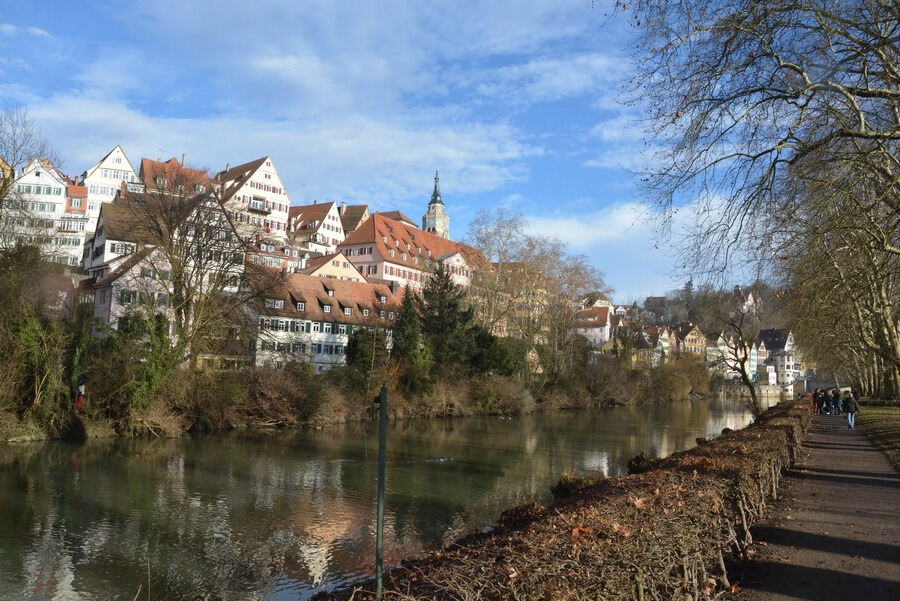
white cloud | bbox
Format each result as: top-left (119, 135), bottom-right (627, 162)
top-left (0, 24), bottom-right (16, 35)
top-left (26, 26), bottom-right (50, 38)
top-left (28, 94), bottom-right (540, 206)
top-left (527, 202), bottom-right (648, 247)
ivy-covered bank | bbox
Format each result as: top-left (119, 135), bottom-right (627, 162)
top-left (313, 400), bottom-right (810, 601)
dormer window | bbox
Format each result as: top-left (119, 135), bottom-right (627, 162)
top-left (156, 177), bottom-right (166, 187)
top-left (380, 295), bottom-right (386, 303)
top-left (196, 184), bottom-right (206, 193)
top-left (328, 289), bottom-right (334, 296)
top-left (264, 298), bottom-right (284, 309)
top-left (401, 253), bottom-right (407, 260)
top-left (296, 301), bottom-right (305, 311)
top-left (389, 249), bottom-right (395, 257)
top-left (382, 236), bottom-right (387, 243)
top-left (324, 304), bottom-right (332, 313)
top-left (343, 307), bottom-right (351, 315)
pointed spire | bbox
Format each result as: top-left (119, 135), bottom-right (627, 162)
top-left (430, 170), bottom-right (443, 205)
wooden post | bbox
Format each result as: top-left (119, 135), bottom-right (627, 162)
top-left (375, 385), bottom-right (388, 600)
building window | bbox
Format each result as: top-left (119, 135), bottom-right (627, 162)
top-left (296, 301), bottom-right (305, 311)
top-left (264, 298), bottom-right (284, 309)
top-left (363, 308), bottom-right (370, 316)
top-left (343, 307), bottom-right (351, 315)
top-left (324, 323), bottom-right (332, 333)
top-left (323, 305), bottom-right (331, 313)
top-left (380, 296), bottom-right (386, 303)
top-left (338, 324), bottom-right (347, 334)
top-left (312, 322), bottom-right (321, 333)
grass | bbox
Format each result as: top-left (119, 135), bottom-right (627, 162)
top-left (857, 406), bottom-right (900, 471)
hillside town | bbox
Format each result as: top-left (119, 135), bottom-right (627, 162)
top-left (0, 146), bottom-right (814, 394)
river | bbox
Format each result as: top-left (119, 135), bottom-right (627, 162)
top-left (0, 397), bottom-right (755, 600)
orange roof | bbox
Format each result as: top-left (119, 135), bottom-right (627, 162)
top-left (140, 157), bottom-right (211, 189)
top-left (340, 213), bottom-right (486, 270)
top-left (67, 185), bottom-right (88, 197)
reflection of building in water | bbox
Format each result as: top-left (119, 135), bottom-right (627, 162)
top-left (582, 451), bottom-right (610, 477)
top-left (21, 510), bottom-right (80, 601)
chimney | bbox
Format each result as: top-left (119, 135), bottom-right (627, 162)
top-left (181, 153), bottom-right (186, 166)
top-left (339, 201), bottom-right (347, 215)
top-left (281, 266), bottom-right (287, 279)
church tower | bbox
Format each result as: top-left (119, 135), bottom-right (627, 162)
top-left (422, 170), bottom-right (450, 239)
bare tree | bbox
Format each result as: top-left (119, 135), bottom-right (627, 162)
top-left (625, 0), bottom-right (899, 274)
top-left (116, 162), bottom-right (279, 369)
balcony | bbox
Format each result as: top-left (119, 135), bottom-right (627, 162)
top-left (248, 200), bottom-right (271, 215)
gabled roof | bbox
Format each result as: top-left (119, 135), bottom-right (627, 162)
top-left (97, 202), bottom-right (147, 242)
top-left (340, 213), bottom-right (486, 271)
top-left (758, 328), bottom-right (790, 352)
top-left (83, 145), bottom-right (137, 179)
top-left (377, 210), bottom-right (417, 228)
top-left (289, 201), bottom-right (335, 230)
top-left (339, 204), bottom-right (369, 233)
top-left (214, 156), bottom-right (269, 202)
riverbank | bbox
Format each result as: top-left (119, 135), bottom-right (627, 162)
top-left (312, 399), bottom-right (809, 601)
top-left (1, 358), bottom-right (713, 443)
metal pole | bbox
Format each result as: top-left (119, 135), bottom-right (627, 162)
top-left (375, 385), bottom-right (388, 600)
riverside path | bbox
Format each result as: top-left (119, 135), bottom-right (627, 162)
top-left (729, 414), bottom-right (900, 600)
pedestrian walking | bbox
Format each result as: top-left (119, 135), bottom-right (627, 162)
top-left (830, 389), bottom-right (841, 415)
top-left (844, 391), bottom-right (860, 429)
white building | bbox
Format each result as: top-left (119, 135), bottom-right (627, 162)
top-left (5, 159), bottom-right (86, 267)
top-left (81, 145), bottom-right (140, 231)
top-left (288, 201), bottom-right (346, 255)
top-left (252, 274), bottom-right (402, 371)
top-left (215, 157), bottom-right (291, 241)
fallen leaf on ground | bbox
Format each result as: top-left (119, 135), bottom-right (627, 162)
top-left (731, 584), bottom-right (741, 594)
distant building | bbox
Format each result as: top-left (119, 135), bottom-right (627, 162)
top-left (575, 306), bottom-right (612, 347)
top-left (421, 171), bottom-right (450, 239)
top-left (338, 213), bottom-right (482, 290)
top-left (81, 145), bottom-right (140, 231)
top-left (338, 202), bottom-right (370, 235)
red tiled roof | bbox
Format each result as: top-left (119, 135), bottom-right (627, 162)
top-left (255, 273), bottom-right (404, 325)
top-left (340, 213), bottom-right (486, 271)
top-left (67, 185), bottom-right (88, 197)
top-left (140, 157), bottom-right (211, 189)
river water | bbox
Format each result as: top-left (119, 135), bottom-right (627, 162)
top-left (0, 397), bottom-right (755, 600)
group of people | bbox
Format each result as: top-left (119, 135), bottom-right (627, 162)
top-left (810, 388), bottom-right (861, 428)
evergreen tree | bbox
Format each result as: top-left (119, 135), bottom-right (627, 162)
top-left (391, 285), bottom-right (422, 362)
top-left (421, 262), bottom-right (476, 366)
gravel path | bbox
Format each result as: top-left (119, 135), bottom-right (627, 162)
top-left (730, 414), bottom-right (900, 600)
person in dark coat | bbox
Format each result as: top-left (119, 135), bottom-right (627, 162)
top-left (844, 391), bottom-right (860, 428)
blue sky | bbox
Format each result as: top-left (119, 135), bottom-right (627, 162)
top-left (0, 0), bottom-right (687, 301)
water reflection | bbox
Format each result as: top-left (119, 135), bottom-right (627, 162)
top-left (0, 396), bottom-right (753, 600)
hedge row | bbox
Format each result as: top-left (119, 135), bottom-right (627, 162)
top-left (316, 400), bottom-right (810, 601)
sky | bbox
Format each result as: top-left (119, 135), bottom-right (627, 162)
top-left (0, 0), bottom-right (688, 301)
